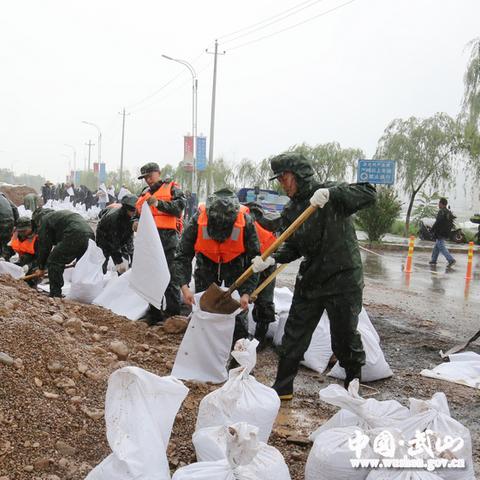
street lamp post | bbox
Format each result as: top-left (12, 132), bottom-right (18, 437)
top-left (82, 121), bottom-right (102, 168)
top-left (162, 54), bottom-right (198, 195)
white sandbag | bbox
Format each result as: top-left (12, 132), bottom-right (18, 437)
top-left (195, 339), bottom-right (280, 442)
top-left (86, 366), bottom-right (189, 480)
top-left (311, 380), bottom-right (409, 441)
top-left (172, 291), bottom-right (240, 383)
top-left (328, 310), bottom-right (393, 381)
top-left (398, 392), bottom-right (475, 480)
top-left (129, 202), bottom-right (170, 310)
top-left (367, 471), bottom-right (443, 479)
top-left (93, 270), bottom-right (149, 320)
top-left (420, 352), bottom-right (480, 390)
top-left (305, 425), bottom-right (374, 480)
top-left (301, 311), bottom-right (332, 373)
top-left (0, 261), bottom-right (25, 279)
top-left (68, 239), bottom-right (106, 303)
top-left (174, 423), bottom-right (290, 480)
top-left (272, 287), bottom-right (293, 346)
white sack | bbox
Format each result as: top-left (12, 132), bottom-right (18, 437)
top-left (174, 423), bottom-right (290, 480)
top-left (305, 425), bottom-right (374, 480)
top-left (172, 291), bottom-right (240, 383)
top-left (398, 392), bottom-right (475, 480)
top-left (68, 239), bottom-right (106, 303)
top-left (86, 366), bottom-right (189, 480)
top-left (301, 311), bottom-right (332, 373)
top-left (195, 339), bottom-right (280, 442)
top-left (129, 202), bottom-right (170, 310)
top-left (0, 261), bottom-right (25, 279)
top-left (272, 287), bottom-right (293, 346)
top-left (93, 270), bottom-right (149, 320)
top-left (420, 352), bottom-right (480, 390)
top-left (367, 471), bottom-right (443, 480)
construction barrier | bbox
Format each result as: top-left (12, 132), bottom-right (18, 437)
top-left (465, 241), bottom-right (474, 280)
top-left (404, 235), bottom-right (415, 273)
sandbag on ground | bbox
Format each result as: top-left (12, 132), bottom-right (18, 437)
top-left (172, 291), bottom-right (240, 383)
top-left (0, 261), bottom-right (24, 279)
top-left (195, 339), bottom-right (280, 443)
top-left (85, 366), bottom-right (189, 480)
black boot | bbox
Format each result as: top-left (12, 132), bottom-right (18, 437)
top-left (144, 305), bottom-right (164, 326)
top-left (254, 322), bottom-right (269, 351)
top-left (344, 367), bottom-right (362, 390)
top-left (272, 358), bottom-right (299, 401)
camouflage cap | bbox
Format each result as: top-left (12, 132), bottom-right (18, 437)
top-left (121, 194), bottom-right (138, 209)
top-left (138, 162), bottom-right (160, 179)
top-left (269, 152), bottom-right (315, 181)
top-left (16, 217), bottom-right (32, 231)
top-left (206, 188), bottom-right (240, 242)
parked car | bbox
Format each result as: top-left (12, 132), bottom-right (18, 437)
top-left (237, 187), bottom-right (289, 213)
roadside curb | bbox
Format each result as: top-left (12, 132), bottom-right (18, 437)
top-left (359, 241), bottom-right (480, 254)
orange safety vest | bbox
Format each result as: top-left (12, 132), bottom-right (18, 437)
top-left (194, 205), bottom-right (247, 263)
top-left (255, 221), bottom-right (277, 254)
top-left (10, 233), bottom-right (37, 256)
top-left (136, 181), bottom-right (181, 231)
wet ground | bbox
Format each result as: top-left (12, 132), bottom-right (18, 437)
top-left (270, 249), bottom-right (480, 477)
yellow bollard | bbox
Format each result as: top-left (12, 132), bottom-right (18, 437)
top-left (465, 242), bottom-right (474, 280)
top-left (404, 235), bottom-right (415, 273)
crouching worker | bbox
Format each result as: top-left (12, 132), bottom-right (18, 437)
top-left (173, 188), bottom-right (261, 349)
top-left (96, 194), bottom-right (137, 274)
top-left (9, 217), bottom-right (39, 279)
top-left (32, 208), bottom-right (95, 297)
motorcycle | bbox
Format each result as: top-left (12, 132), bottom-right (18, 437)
top-left (470, 214), bottom-right (480, 245)
top-left (418, 218), bottom-right (467, 244)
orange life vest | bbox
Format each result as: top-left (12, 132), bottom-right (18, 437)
top-left (10, 233), bottom-right (37, 256)
top-left (194, 205), bottom-right (247, 263)
top-left (136, 181), bottom-right (180, 231)
top-left (255, 221), bottom-right (277, 254)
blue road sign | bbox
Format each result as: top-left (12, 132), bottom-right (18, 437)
top-left (357, 159), bottom-right (396, 185)
top-left (196, 136), bottom-right (207, 172)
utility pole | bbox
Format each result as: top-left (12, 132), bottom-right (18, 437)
top-left (206, 40), bottom-right (225, 195)
top-left (85, 140), bottom-right (95, 171)
top-left (118, 108), bottom-right (130, 188)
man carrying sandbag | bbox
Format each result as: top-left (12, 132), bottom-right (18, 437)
top-left (173, 188), bottom-right (260, 347)
top-left (135, 162), bottom-right (186, 325)
top-left (252, 153), bottom-right (376, 399)
top-left (96, 194), bottom-right (137, 274)
top-left (0, 192), bottom-right (19, 260)
top-left (33, 208), bottom-right (95, 297)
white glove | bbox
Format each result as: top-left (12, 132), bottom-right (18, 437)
top-left (310, 188), bottom-right (330, 208)
top-left (251, 256), bottom-right (275, 273)
top-left (9, 254), bottom-right (20, 264)
top-left (116, 261), bottom-right (128, 275)
top-left (22, 265), bottom-right (29, 274)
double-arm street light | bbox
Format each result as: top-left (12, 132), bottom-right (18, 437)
top-left (82, 121), bottom-right (102, 170)
top-left (162, 54), bottom-right (198, 195)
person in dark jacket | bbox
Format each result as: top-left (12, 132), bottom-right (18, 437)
top-left (41, 181), bottom-right (53, 204)
top-left (173, 188), bottom-right (261, 346)
top-left (252, 153), bottom-right (377, 399)
top-left (429, 197), bottom-right (456, 267)
top-left (96, 194), bottom-right (137, 273)
top-left (0, 193), bottom-right (19, 260)
top-left (135, 162), bottom-right (186, 324)
top-left (33, 209), bottom-right (95, 297)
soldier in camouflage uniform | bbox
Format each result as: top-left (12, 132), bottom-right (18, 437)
top-left (252, 153), bottom-right (376, 399)
top-left (23, 193), bottom-right (42, 212)
top-left (33, 209), bottom-right (95, 297)
top-left (96, 194), bottom-right (137, 274)
top-left (0, 193), bottom-right (19, 260)
top-left (173, 188), bottom-right (260, 346)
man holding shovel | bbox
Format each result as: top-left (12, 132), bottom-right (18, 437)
top-left (252, 153), bottom-right (376, 399)
top-left (173, 188), bottom-right (261, 348)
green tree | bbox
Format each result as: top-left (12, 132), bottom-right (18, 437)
top-left (375, 113), bottom-right (460, 236)
top-left (356, 187), bottom-right (402, 243)
top-left (288, 142), bottom-right (364, 182)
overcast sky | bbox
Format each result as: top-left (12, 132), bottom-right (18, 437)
top-left (1, 0), bottom-right (479, 183)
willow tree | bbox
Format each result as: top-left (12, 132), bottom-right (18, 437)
top-left (375, 113), bottom-right (460, 236)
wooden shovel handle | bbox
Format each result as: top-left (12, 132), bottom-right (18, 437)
top-left (250, 264), bottom-right (288, 302)
top-left (21, 271), bottom-right (45, 281)
top-left (228, 204), bottom-right (317, 294)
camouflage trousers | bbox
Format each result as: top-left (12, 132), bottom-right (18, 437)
top-left (278, 289), bottom-right (366, 372)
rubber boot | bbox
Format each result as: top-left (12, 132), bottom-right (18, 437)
top-left (344, 367), bottom-right (362, 390)
top-left (272, 357), bottom-right (299, 401)
top-left (144, 305), bottom-right (164, 326)
top-left (254, 322), bottom-right (269, 351)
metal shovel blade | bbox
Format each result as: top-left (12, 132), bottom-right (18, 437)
top-left (199, 282), bottom-right (241, 314)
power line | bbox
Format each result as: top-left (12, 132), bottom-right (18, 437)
top-left (221, 0), bottom-right (327, 45)
top-left (227, 0), bottom-right (358, 52)
top-left (218, 0), bottom-right (323, 41)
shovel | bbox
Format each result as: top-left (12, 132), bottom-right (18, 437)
top-left (199, 204), bottom-right (317, 314)
top-left (439, 327), bottom-right (480, 358)
top-left (250, 264), bottom-right (288, 302)
top-left (20, 263), bottom-right (76, 282)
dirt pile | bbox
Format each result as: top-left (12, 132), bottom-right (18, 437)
top-left (0, 185), bottom-right (38, 206)
top-left (0, 275), bottom-right (310, 480)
